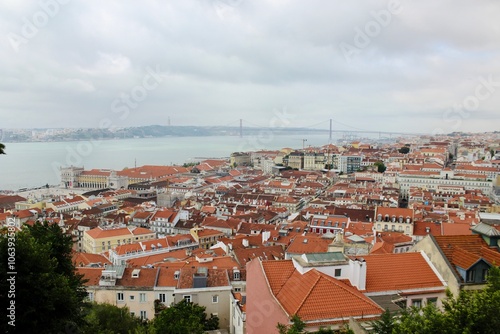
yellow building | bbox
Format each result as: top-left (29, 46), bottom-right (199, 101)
top-left (190, 227), bottom-right (224, 249)
top-left (83, 226), bottom-right (156, 254)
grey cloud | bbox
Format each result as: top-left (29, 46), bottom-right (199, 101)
top-left (0, 0), bottom-right (499, 132)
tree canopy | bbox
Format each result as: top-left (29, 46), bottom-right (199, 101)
top-left (0, 222), bottom-right (88, 334)
top-left (370, 266), bottom-right (500, 334)
top-left (373, 161), bottom-right (387, 173)
top-left (0, 143), bottom-right (5, 154)
top-left (83, 303), bottom-right (146, 334)
top-left (277, 315), bottom-right (354, 334)
top-left (151, 299), bottom-right (219, 334)
top-left (398, 146), bottom-right (410, 154)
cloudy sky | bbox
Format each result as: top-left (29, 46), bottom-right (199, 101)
top-left (1, 0), bottom-right (499, 134)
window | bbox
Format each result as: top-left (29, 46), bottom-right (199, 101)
top-left (412, 299), bottom-right (422, 308)
top-left (233, 270), bottom-right (240, 281)
top-left (158, 293), bottom-right (166, 303)
top-left (140, 311), bottom-right (147, 320)
top-left (427, 297), bottom-right (438, 305)
top-left (87, 292), bottom-right (94, 302)
top-left (234, 287), bottom-right (242, 292)
top-left (334, 268), bottom-right (342, 277)
top-left (482, 269), bottom-right (489, 282)
top-left (130, 295), bottom-right (135, 301)
top-left (140, 293), bottom-right (146, 302)
top-left (183, 295), bottom-right (192, 303)
top-left (130, 312), bottom-right (135, 317)
top-left (467, 270), bottom-right (475, 282)
top-left (212, 295), bottom-right (219, 303)
top-left (117, 292), bottom-right (124, 302)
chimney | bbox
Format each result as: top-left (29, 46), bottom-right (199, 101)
top-left (262, 230), bottom-right (271, 243)
top-left (242, 239), bottom-right (249, 248)
top-left (349, 258), bottom-right (366, 291)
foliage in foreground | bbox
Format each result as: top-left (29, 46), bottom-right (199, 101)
top-left (370, 266), bottom-right (500, 334)
top-left (0, 222), bottom-right (88, 334)
top-left (151, 299), bottom-right (219, 334)
top-left (277, 314), bottom-right (354, 334)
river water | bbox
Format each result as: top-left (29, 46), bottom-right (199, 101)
top-left (0, 133), bottom-right (343, 190)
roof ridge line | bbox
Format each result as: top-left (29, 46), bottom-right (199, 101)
top-left (274, 265), bottom-right (296, 295)
top-left (318, 270), bottom-right (383, 310)
top-left (293, 272), bottom-right (321, 315)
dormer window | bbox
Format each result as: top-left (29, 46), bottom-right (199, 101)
top-left (467, 270), bottom-right (475, 282)
top-left (233, 270), bottom-right (240, 281)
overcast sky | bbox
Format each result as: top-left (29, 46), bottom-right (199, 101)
top-left (1, 0), bottom-right (499, 134)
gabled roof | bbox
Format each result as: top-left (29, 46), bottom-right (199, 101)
top-left (363, 252), bottom-right (445, 293)
top-left (452, 247), bottom-right (484, 270)
top-left (286, 235), bottom-right (332, 254)
top-left (117, 267), bottom-right (158, 287)
top-left (77, 267), bottom-right (104, 286)
top-left (261, 260), bottom-right (383, 321)
top-left (177, 267), bottom-right (230, 289)
top-left (233, 245), bottom-right (285, 267)
top-left (472, 223), bottom-right (500, 237)
top-left (433, 235), bottom-right (500, 277)
top-left (72, 252), bottom-right (112, 267)
top-left (375, 207), bottom-right (414, 218)
top-left (370, 241), bottom-right (394, 254)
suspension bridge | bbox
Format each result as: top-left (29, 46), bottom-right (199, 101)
top-left (218, 118), bottom-right (428, 140)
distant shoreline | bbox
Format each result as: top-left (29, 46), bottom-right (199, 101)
top-left (0, 124), bottom-right (429, 144)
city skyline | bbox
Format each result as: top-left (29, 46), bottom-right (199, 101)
top-left (1, 1), bottom-right (499, 133)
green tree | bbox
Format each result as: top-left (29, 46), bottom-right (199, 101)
top-left (0, 143), bottom-right (5, 154)
top-left (0, 222), bottom-right (88, 334)
top-left (151, 299), bottom-right (219, 334)
top-left (440, 265), bottom-right (500, 334)
top-left (375, 266), bottom-right (500, 334)
top-left (373, 161), bottom-right (386, 173)
top-left (277, 314), bottom-right (306, 334)
top-left (398, 146), bottom-right (410, 154)
top-left (393, 304), bottom-right (447, 334)
top-left (277, 315), bottom-right (354, 334)
top-left (370, 309), bottom-right (395, 334)
top-left (83, 303), bottom-right (145, 334)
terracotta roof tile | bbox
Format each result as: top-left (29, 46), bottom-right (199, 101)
top-left (452, 247), bottom-right (481, 269)
top-left (73, 252), bottom-right (111, 267)
top-left (77, 267), bottom-right (103, 286)
top-left (262, 260), bottom-right (383, 321)
top-left (286, 235), bottom-right (332, 254)
top-left (364, 252), bottom-right (445, 292)
top-left (117, 267), bottom-right (158, 287)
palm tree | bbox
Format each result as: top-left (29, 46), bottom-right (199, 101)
top-left (0, 143), bottom-right (5, 154)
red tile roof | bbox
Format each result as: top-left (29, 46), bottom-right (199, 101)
top-left (286, 235), bottom-right (332, 254)
top-left (72, 252), bottom-right (112, 267)
top-left (117, 267), bottom-right (158, 287)
top-left (262, 260), bottom-right (383, 321)
top-left (77, 267), bottom-right (104, 286)
top-left (363, 252), bottom-right (445, 292)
